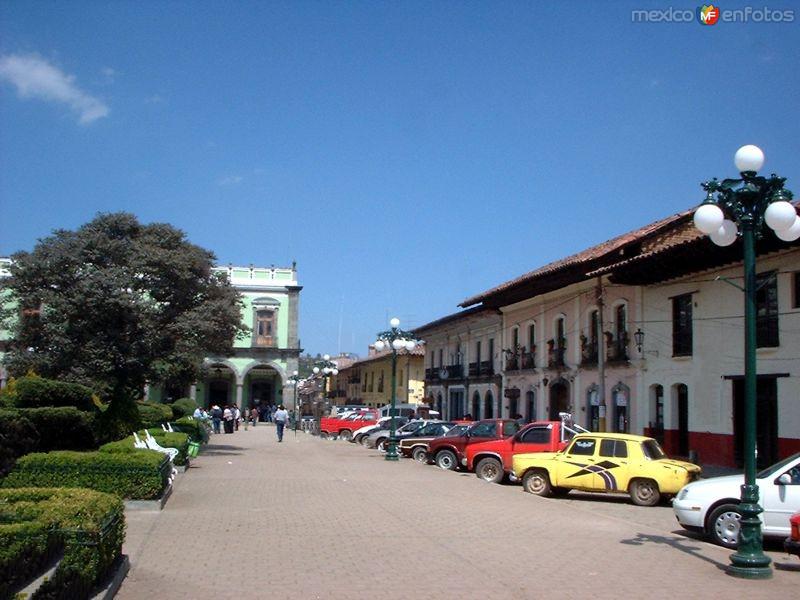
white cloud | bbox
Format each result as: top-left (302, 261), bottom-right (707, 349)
top-left (217, 175), bottom-right (243, 186)
top-left (0, 54), bottom-right (109, 124)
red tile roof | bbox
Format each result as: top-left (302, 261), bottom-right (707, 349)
top-left (459, 209), bottom-right (694, 308)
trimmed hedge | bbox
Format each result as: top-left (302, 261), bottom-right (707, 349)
top-left (173, 416), bottom-right (209, 444)
top-left (169, 397), bottom-right (197, 419)
top-left (20, 407), bottom-right (98, 451)
top-left (136, 401), bottom-right (173, 429)
top-left (11, 376), bottom-right (96, 412)
top-left (100, 429), bottom-right (190, 466)
top-left (2, 450), bottom-right (171, 500)
top-left (0, 408), bottom-right (40, 477)
top-left (0, 487), bottom-right (125, 600)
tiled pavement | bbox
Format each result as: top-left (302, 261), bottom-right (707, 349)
top-left (118, 425), bottom-right (797, 600)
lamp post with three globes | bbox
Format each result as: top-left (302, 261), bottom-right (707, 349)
top-left (693, 144), bottom-right (796, 579)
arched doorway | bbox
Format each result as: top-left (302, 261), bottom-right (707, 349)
top-left (471, 391), bottom-right (480, 420)
top-left (525, 390), bottom-right (536, 423)
top-left (484, 391), bottom-right (494, 418)
top-left (548, 380), bottom-right (570, 420)
top-left (674, 383), bottom-right (689, 456)
top-left (206, 364), bottom-right (234, 408)
top-left (612, 383), bottom-right (629, 433)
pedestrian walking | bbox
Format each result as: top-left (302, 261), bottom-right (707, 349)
top-left (223, 405), bottom-right (234, 434)
top-left (250, 406), bottom-right (259, 427)
top-left (211, 404), bottom-right (222, 434)
top-left (274, 404), bottom-right (289, 442)
top-left (234, 405), bottom-right (241, 431)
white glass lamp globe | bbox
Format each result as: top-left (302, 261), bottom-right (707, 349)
top-left (694, 204), bottom-right (725, 234)
top-left (710, 219), bottom-right (738, 247)
top-left (312, 366), bottom-right (320, 374)
top-left (293, 370), bottom-right (299, 376)
top-left (374, 340), bottom-right (386, 351)
top-left (390, 317), bottom-right (400, 328)
top-left (734, 145), bottom-right (764, 173)
top-left (776, 216), bottom-right (800, 242)
top-left (323, 354), bottom-right (330, 361)
top-left (405, 340), bottom-right (416, 351)
top-left (392, 338), bottom-right (405, 350)
top-left (332, 369), bottom-right (339, 376)
top-left (765, 201), bottom-right (797, 232)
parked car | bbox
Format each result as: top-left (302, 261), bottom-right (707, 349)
top-left (319, 410), bottom-right (379, 440)
top-left (351, 416), bottom-right (393, 445)
top-left (785, 511), bottom-right (800, 559)
top-left (427, 419), bottom-right (521, 471)
top-left (673, 452), bottom-right (800, 548)
top-left (364, 419), bottom-right (430, 451)
top-left (399, 422), bottom-right (462, 461)
top-left (513, 432), bottom-right (700, 506)
top-left (466, 416), bottom-right (586, 483)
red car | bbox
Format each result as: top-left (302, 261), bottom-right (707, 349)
top-left (786, 511), bottom-right (800, 559)
top-left (426, 419), bottom-right (520, 471)
top-left (320, 410), bottom-right (378, 441)
top-left (465, 419), bottom-right (585, 484)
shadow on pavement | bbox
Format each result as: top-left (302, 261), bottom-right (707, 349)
top-left (620, 532), bottom-right (728, 571)
top-left (200, 444), bottom-right (244, 456)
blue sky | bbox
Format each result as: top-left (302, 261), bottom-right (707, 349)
top-left (1, 1), bottom-right (798, 356)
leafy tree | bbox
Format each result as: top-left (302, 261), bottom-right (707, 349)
top-left (1, 213), bottom-right (248, 410)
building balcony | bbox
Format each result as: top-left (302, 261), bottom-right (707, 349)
top-left (547, 338), bottom-right (567, 369)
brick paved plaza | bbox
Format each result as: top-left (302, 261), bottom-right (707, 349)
top-left (119, 426), bottom-right (797, 600)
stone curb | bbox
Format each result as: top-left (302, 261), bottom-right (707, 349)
top-left (123, 483), bottom-right (173, 511)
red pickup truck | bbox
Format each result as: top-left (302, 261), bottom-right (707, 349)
top-left (426, 419), bottom-right (521, 471)
top-left (320, 411), bottom-right (379, 441)
top-left (465, 418), bottom-right (586, 483)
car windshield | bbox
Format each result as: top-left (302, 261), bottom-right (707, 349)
top-left (757, 452), bottom-right (800, 479)
top-left (641, 439), bottom-right (666, 460)
top-left (444, 424), bottom-right (469, 437)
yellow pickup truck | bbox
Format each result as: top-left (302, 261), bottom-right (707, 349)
top-left (512, 432), bottom-right (700, 506)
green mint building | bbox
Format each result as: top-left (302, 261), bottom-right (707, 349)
top-left (147, 263), bottom-right (302, 410)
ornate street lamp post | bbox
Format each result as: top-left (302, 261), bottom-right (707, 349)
top-left (312, 354), bottom-right (339, 422)
top-left (374, 317), bottom-right (420, 461)
top-left (693, 144), bottom-right (796, 580)
top-left (287, 370), bottom-right (300, 435)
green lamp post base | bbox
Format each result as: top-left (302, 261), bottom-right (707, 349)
top-left (384, 439), bottom-right (400, 461)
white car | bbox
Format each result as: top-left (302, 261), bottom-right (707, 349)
top-left (673, 452), bottom-right (800, 548)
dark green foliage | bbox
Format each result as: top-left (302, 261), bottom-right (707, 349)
top-left (11, 376), bottom-right (96, 412)
top-left (95, 396), bottom-right (141, 444)
top-left (1, 213), bottom-right (248, 399)
top-left (0, 408), bottom-right (40, 477)
top-left (100, 429), bottom-right (190, 466)
top-left (20, 407), bottom-right (98, 451)
top-left (2, 450), bottom-right (170, 500)
top-left (0, 487), bottom-right (125, 600)
top-left (169, 397), bottom-right (197, 419)
top-left (172, 416), bottom-right (209, 444)
top-left (136, 401), bottom-right (173, 429)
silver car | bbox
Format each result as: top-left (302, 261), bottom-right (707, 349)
top-left (364, 419), bottom-right (432, 451)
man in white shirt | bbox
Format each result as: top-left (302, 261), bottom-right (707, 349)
top-left (274, 404), bottom-right (289, 442)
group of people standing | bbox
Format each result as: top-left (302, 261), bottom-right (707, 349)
top-left (206, 402), bottom-right (290, 442)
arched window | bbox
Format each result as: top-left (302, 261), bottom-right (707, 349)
top-left (484, 391), bottom-right (494, 419)
top-left (614, 303), bottom-right (628, 360)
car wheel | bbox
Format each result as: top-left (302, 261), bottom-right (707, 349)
top-left (412, 447), bottom-right (428, 462)
top-left (352, 434), bottom-right (363, 445)
top-left (435, 449), bottom-right (457, 471)
top-left (476, 458), bottom-right (504, 484)
top-left (629, 478), bottom-right (661, 507)
top-left (708, 503), bottom-right (742, 549)
top-left (360, 435), bottom-right (371, 446)
top-left (319, 432), bottom-right (328, 439)
top-left (522, 469), bottom-right (552, 497)
top-left (339, 429), bottom-right (352, 442)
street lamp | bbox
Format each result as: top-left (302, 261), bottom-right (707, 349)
top-left (693, 144), bottom-right (795, 580)
top-left (312, 354), bottom-right (339, 419)
top-left (374, 317), bottom-right (421, 461)
top-left (287, 370), bottom-right (301, 435)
